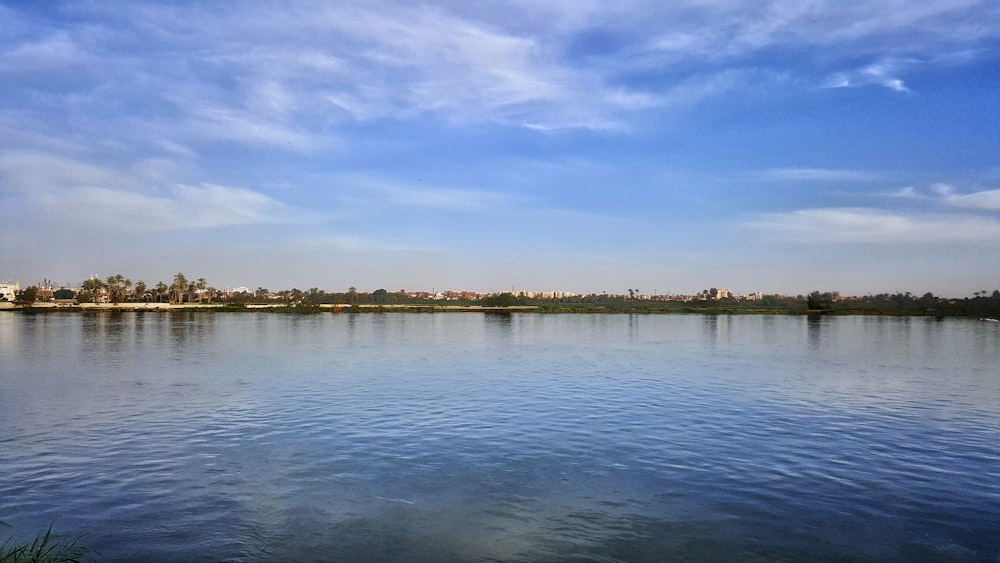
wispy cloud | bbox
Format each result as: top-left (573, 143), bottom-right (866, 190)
top-left (658, 69), bottom-right (772, 108)
top-left (756, 167), bottom-right (881, 182)
top-left (113, 2), bottom-right (644, 132)
top-left (0, 151), bottom-right (298, 233)
top-left (3, 0), bottom-right (997, 146)
top-left (932, 184), bottom-right (1000, 211)
top-left (38, 183), bottom-right (295, 233)
top-left (287, 233), bottom-right (440, 255)
top-left (183, 105), bottom-right (319, 151)
top-left (885, 183), bottom-right (1000, 210)
top-left (947, 190), bottom-right (1000, 211)
top-left (0, 32), bottom-right (87, 72)
top-left (749, 207), bottom-right (1000, 244)
top-left (822, 59), bottom-right (913, 92)
top-left (0, 151), bottom-right (122, 195)
top-left (334, 174), bottom-right (525, 213)
top-left (632, 2), bottom-right (1000, 64)
top-left (888, 186), bottom-right (921, 198)
top-left (752, 178), bottom-right (1000, 244)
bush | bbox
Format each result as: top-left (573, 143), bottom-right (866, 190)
top-left (481, 292), bottom-right (519, 307)
top-left (13, 286), bottom-right (39, 305)
top-left (806, 291), bottom-right (835, 311)
top-left (53, 289), bottom-right (75, 300)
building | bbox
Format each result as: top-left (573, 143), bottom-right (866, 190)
top-left (709, 288), bottom-right (732, 300)
top-left (0, 281), bottom-right (19, 302)
top-left (513, 290), bottom-right (577, 299)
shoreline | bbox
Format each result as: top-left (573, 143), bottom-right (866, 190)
top-left (0, 302), bottom-right (540, 313)
top-left (0, 301), bottom-right (991, 317)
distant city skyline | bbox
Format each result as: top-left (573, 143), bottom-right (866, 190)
top-left (2, 2), bottom-right (999, 296)
top-left (2, 274), bottom-right (995, 301)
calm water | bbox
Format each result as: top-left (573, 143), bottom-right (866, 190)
top-left (1, 312), bottom-right (998, 562)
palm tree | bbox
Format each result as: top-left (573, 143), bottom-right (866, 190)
top-left (194, 278), bottom-right (207, 303)
top-left (155, 281), bottom-right (168, 302)
top-left (134, 281), bottom-right (147, 302)
top-left (81, 277), bottom-right (105, 303)
top-left (103, 274), bottom-right (133, 304)
top-left (82, 277), bottom-right (103, 292)
top-left (106, 275), bottom-right (120, 303)
top-left (171, 272), bottom-right (188, 304)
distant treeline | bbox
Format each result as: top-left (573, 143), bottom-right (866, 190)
top-left (240, 289), bottom-right (1000, 317)
top-left (815, 291), bottom-right (1000, 318)
top-left (6, 274), bottom-right (1000, 318)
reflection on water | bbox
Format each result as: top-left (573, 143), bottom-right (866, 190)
top-left (1, 312), bottom-right (998, 562)
top-left (701, 314), bottom-right (739, 350)
top-left (806, 313), bottom-right (823, 350)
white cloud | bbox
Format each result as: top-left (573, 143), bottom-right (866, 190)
top-left (749, 207), bottom-right (1000, 243)
top-left (629, 2), bottom-right (1000, 98)
top-left (0, 32), bottom-right (86, 72)
top-left (931, 182), bottom-right (955, 196)
top-left (334, 174), bottom-right (523, 213)
top-left (0, 151), bottom-right (121, 195)
top-left (154, 139), bottom-right (196, 158)
top-left (658, 69), bottom-right (752, 108)
top-left (129, 2), bottom-right (629, 131)
top-left (182, 105), bottom-right (319, 151)
top-left (885, 183), bottom-right (1000, 210)
top-left (941, 188), bottom-right (1000, 211)
top-left (822, 60), bottom-right (913, 92)
top-left (890, 186), bottom-right (920, 198)
top-left (4, 0), bottom-right (997, 146)
top-left (757, 168), bottom-right (880, 182)
top-left (38, 183), bottom-right (294, 233)
top-left (636, 1), bottom-right (1000, 62)
top-left (0, 151), bottom-right (297, 233)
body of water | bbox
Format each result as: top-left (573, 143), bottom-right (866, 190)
top-left (1, 312), bottom-right (998, 561)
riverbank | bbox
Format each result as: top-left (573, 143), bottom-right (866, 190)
top-left (3, 301), bottom-right (998, 317)
top-left (0, 302), bottom-right (540, 313)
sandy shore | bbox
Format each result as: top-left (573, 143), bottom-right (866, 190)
top-left (2, 302), bottom-right (222, 311)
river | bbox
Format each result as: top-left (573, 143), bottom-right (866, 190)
top-left (1, 312), bottom-right (997, 561)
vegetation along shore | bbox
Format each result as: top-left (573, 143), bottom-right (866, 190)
top-left (2, 272), bottom-right (999, 318)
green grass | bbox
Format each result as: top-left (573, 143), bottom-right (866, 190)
top-left (0, 523), bottom-right (89, 563)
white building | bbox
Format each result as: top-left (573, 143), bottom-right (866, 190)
top-left (709, 288), bottom-right (732, 300)
top-left (0, 281), bottom-right (20, 302)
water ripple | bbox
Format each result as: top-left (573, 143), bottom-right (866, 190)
top-left (1, 313), bottom-right (998, 561)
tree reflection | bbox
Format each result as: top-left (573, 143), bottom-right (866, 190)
top-left (806, 314), bottom-right (823, 349)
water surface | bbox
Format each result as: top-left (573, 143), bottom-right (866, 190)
top-left (1, 312), bottom-right (998, 561)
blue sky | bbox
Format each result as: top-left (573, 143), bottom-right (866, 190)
top-left (1, 1), bottom-right (998, 296)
